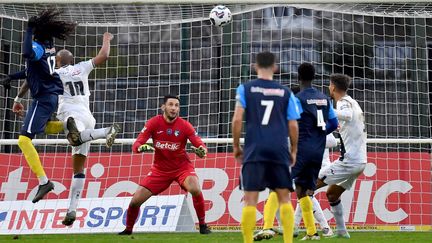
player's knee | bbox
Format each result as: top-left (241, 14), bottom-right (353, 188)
top-left (326, 191), bottom-right (340, 203)
top-left (188, 186), bottom-right (201, 196)
top-left (17, 135), bottom-right (31, 149)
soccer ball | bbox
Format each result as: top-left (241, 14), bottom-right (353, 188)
top-left (209, 5), bottom-right (232, 27)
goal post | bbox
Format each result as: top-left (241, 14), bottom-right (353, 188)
top-left (0, 1), bottom-right (431, 234)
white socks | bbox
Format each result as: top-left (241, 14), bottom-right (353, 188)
top-left (79, 128), bottom-right (108, 143)
top-left (68, 173), bottom-right (85, 213)
top-left (38, 175), bottom-right (49, 185)
top-left (330, 199), bottom-right (347, 234)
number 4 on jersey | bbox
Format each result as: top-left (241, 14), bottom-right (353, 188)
top-left (317, 109), bottom-right (326, 130)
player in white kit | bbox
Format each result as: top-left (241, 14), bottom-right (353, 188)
top-left (56, 32), bottom-right (121, 226)
top-left (316, 74), bottom-right (367, 239)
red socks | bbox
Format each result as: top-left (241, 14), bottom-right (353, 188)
top-left (192, 192), bottom-right (206, 225)
top-left (125, 205), bottom-right (140, 231)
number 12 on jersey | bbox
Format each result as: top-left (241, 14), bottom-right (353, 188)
top-left (261, 100), bottom-right (274, 125)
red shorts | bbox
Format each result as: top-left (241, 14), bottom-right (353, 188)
top-left (140, 162), bottom-right (197, 195)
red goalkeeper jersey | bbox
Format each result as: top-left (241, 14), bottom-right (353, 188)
top-left (132, 115), bottom-right (206, 171)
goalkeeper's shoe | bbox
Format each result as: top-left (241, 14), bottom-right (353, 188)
top-left (62, 211), bottom-right (76, 226)
top-left (199, 224), bottom-right (211, 234)
top-left (66, 117), bottom-right (83, 146)
top-left (253, 229), bottom-right (275, 241)
top-left (32, 181), bottom-right (54, 203)
top-left (118, 229), bottom-right (132, 235)
top-left (138, 144), bottom-right (155, 152)
top-left (106, 124), bottom-right (121, 148)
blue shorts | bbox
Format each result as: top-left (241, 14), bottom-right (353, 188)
top-left (240, 162), bottom-right (293, 191)
top-left (291, 158), bottom-right (322, 191)
top-left (20, 95), bottom-right (58, 139)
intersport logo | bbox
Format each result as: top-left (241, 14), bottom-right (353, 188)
top-left (155, 141), bottom-right (180, 151)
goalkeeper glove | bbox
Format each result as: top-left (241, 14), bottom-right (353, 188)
top-left (191, 145), bottom-right (207, 158)
top-left (138, 144), bottom-right (155, 153)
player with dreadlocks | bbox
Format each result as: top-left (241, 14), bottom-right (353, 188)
top-left (11, 9), bottom-right (78, 203)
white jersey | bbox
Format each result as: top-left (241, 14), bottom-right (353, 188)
top-left (322, 133), bottom-right (338, 168)
top-left (336, 95), bottom-right (367, 164)
top-left (56, 60), bottom-right (94, 115)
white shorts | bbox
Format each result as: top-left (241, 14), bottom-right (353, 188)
top-left (318, 159), bottom-right (366, 190)
top-left (57, 110), bottom-right (96, 156)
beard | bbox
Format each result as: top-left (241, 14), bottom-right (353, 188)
top-left (165, 111), bottom-right (178, 121)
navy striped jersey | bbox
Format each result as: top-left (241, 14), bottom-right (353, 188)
top-left (236, 79), bottom-right (302, 164)
top-left (26, 41), bottom-right (63, 98)
top-left (296, 87), bottom-right (336, 162)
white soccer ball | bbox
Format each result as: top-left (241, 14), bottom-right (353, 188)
top-left (209, 5), bottom-right (232, 27)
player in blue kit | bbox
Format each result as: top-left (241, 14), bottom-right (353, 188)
top-left (232, 51), bottom-right (302, 243)
top-left (11, 9), bottom-right (77, 203)
top-left (291, 63), bottom-right (338, 240)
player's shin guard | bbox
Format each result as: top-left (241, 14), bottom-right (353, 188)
top-left (241, 206), bottom-right (256, 243)
top-left (192, 192), bottom-right (206, 224)
top-left (330, 199), bottom-right (347, 234)
top-left (311, 196), bottom-right (329, 229)
top-left (263, 191), bottom-right (279, 229)
top-left (280, 203), bottom-right (294, 243)
top-left (125, 205), bottom-right (140, 232)
top-left (299, 196), bottom-right (317, 236)
top-left (44, 121), bottom-right (64, 134)
top-left (68, 173), bottom-right (85, 213)
top-left (18, 135), bottom-right (48, 185)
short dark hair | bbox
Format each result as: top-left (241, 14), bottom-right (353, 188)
top-left (298, 63), bottom-right (315, 82)
top-left (163, 94), bottom-right (180, 104)
top-left (256, 51), bottom-right (275, 68)
top-left (290, 85), bottom-right (300, 94)
top-left (330, 74), bottom-right (351, 92)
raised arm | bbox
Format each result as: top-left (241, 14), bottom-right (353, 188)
top-left (92, 32), bottom-right (113, 66)
top-left (132, 120), bottom-right (154, 153)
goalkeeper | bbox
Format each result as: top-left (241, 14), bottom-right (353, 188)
top-left (119, 95), bottom-right (211, 235)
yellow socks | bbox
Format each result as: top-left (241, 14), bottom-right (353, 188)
top-left (263, 191), bottom-right (279, 229)
top-left (299, 196), bottom-right (317, 236)
top-left (280, 203), bottom-right (294, 243)
top-left (17, 135), bottom-right (46, 178)
top-left (44, 121), bottom-right (64, 134)
top-left (241, 206), bottom-right (256, 243)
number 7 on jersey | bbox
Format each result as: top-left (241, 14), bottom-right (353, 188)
top-left (261, 100), bottom-right (274, 125)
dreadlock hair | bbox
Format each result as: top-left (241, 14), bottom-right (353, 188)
top-left (31, 8), bottom-right (76, 42)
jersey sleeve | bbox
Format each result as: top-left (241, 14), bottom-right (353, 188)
top-left (186, 122), bottom-right (206, 149)
top-left (31, 41), bottom-right (44, 61)
top-left (328, 99), bottom-right (337, 119)
top-left (287, 92), bottom-right (302, 120)
top-left (132, 118), bottom-right (155, 153)
top-left (336, 99), bottom-right (353, 121)
top-left (79, 59), bottom-right (95, 75)
top-left (235, 84), bottom-right (246, 108)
